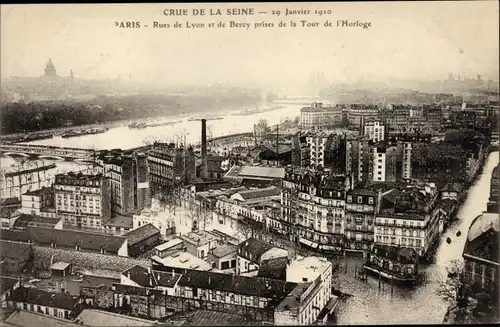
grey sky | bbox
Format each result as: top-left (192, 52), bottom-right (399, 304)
top-left (1, 2), bottom-right (498, 87)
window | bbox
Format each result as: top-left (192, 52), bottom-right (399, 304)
top-left (357, 196), bottom-right (362, 204)
top-left (368, 197), bottom-right (374, 205)
top-left (347, 196), bottom-right (352, 203)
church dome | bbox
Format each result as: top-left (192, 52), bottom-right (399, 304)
top-left (46, 59), bottom-right (55, 69)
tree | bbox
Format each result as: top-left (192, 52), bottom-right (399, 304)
top-left (436, 259), bottom-right (471, 323)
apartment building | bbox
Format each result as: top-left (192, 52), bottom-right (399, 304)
top-left (21, 186), bottom-right (54, 217)
top-left (347, 104), bottom-right (379, 129)
top-left (95, 149), bottom-right (150, 216)
top-left (237, 237), bottom-right (288, 276)
top-left (344, 189), bottom-right (379, 253)
top-left (305, 133), bottom-right (347, 173)
top-left (363, 119), bottom-right (385, 142)
top-left (282, 169), bottom-right (349, 252)
top-left (54, 172), bottom-right (111, 229)
top-left (300, 103), bottom-right (342, 130)
top-left (375, 182), bottom-right (440, 257)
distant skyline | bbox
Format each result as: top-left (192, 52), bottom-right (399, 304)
top-left (1, 2), bottom-right (499, 89)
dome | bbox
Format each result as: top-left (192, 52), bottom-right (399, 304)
top-left (46, 59), bottom-right (55, 69)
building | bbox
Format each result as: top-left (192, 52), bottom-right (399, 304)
top-left (152, 238), bottom-right (186, 260)
top-left (21, 186), bottom-right (54, 216)
top-left (375, 182), bottom-right (440, 257)
top-left (440, 182), bottom-right (464, 201)
top-left (364, 245), bottom-right (419, 283)
top-left (0, 226), bottom-right (128, 256)
top-left (344, 189), bottom-right (379, 254)
top-left (371, 142), bottom-right (401, 182)
top-left (300, 103), bottom-right (343, 130)
top-left (180, 230), bottom-right (221, 260)
top-left (237, 237), bottom-right (288, 276)
top-left (7, 287), bottom-right (82, 320)
top-left (0, 240), bottom-right (33, 274)
top-left (11, 214), bottom-right (63, 230)
top-left (44, 58), bottom-right (58, 77)
top-left (124, 223), bottom-right (161, 257)
top-left (363, 119), bottom-right (386, 142)
top-left (462, 212), bottom-right (499, 303)
top-left (276, 256), bottom-right (337, 325)
top-left (487, 165), bottom-right (499, 213)
top-left (347, 105), bottom-right (379, 129)
top-left (281, 169), bottom-right (349, 251)
top-left (0, 160), bottom-right (55, 199)
top-left (249, 145), bottom-right (293, 167)
top-left (54, 172), bottom-right (111, 229)
top-left (132, 207), bottom-right (176, 240)
top-left (96, 149), bottom-right (150, 216)
top-left (151, 250), bottom-right (213, 272)
top-left (305, 133), bottom-right (347, 172)
top-left (207, 244), bottom-right (238, 273)
top-left (223, 165), bottom-right (285, 185)
top-left (1, 276), bottom-right (21, 308)
top-left (291, 133), bottom-right (310, 168)
top-left (148, 142), bottom-right (196, 195)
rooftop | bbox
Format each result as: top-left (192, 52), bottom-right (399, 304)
top-left (210, 244), bottom-right (237, 258)
top-left (0, 226), bottom-right (127, 253)
top-left (103, 215), bottom-right (133, 229)
top-left (122, 265), bottom-right (182, 288)
top-left (177, 269), bottom-right (297, 302)
top-left (4, 310), bottom-right (81, 327)
top-left (12, 214), bottom-right (62, 229)
top-left (22, 186), bottom-right (53, 197)
top-left (238, 237), bottom-right (275, 263)
top-left (0, 276), bottom-right (19, 295)
top-left (124, 224), bottom-right (160, 246)
top-left (180, 230), bottom-right (220, 246)
top-left (287, 256), bottom-right (331, 284)
top-left (76, 309), bottom-right (159, 326)
top-left (275, 282), bottom-right (313, 311)
top-left (225, 165), bottom-right (285, 181)
top-left (9, 287), bottom-right (80, 311)
top-left (466, 212), bottom-right (499, 243)
top-left (155, 238), bottom-right (185, 252)
top-left (180, 310), bottom-right (249, 326)
top-left (152, 251), bottom-right (212, 271)
top-left (0, 240), bottom-right (32, 259)
top-left (232, 186), bottom-right (281, 202)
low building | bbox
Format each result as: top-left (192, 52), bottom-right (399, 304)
top-left (276, 256), bottom-right (337, 325)
top-left (21, 186), bottom-right (54, 216)
top-left (237, 237), bottom-right (288, 276)
top-left (440, 182), bottom-right (464, 201)
top-left (103, 215), bottom-right (133, 235)
top-left (0, 240), bottom-right (33, 274)
top-left (463, 212), bottom-right (499, 303)
top-left (364, 245), bottom-right (419, 283)
top-left (120, 265), bottom-right (182, 295)
top-left (152, 238), bottom-right (186, 260)
top-left (207, 244), bottom-right (237, 273)
top-left (0, 198), bottom-right (22, 229)
top-left (11, 214), bottom-right (63, 230)
top-left (3, 310), bottom-right (84, 327)
top-left (151, 251), bottom-right (213, 273)
top-left (75, 309), bottom-right (163, 327)
top-left (124, 223), bottom-right (161, 257)
top-left (1, 276), bottom-right (21, 308)
top-left (180, 230), bottom-right (221, 260)
top-left (133, 208), bottom-right (176, 240)
top-left (7, 287), bottom-right (83, 320)
top-left (0, 226), bottom-right (128, 256)
top-left (223, 165), bottom-right (285, 185)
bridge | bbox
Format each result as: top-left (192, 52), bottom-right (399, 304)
top-left (0, 144), bottom-right (97, 162)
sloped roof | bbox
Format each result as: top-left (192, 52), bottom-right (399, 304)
top-left (238, 237), bottom-right (274, 263)
top-left (0, 240), bottom-right (32, 259)
top-left (76, 309), bottom-right (158, 327)
top-left (238, 166), bottom-right (285, 179)
top-left (467, 212), bottom-right (499, 243)
top-left (210, 244), bottom-right (237, 258)
top-left (124, 224), bottom-right (160, 246)
top-left (181, 310), bottom-right (249, 326)
top-left (177, 269), bottom-right (297, 301)
top-left (441, 182), bottom-right (464, 193)
top-left (123, 265), bottom-right (182, 288)
top-left (10, 287), bottom-right (80, 311)
top-left (0, 226), bottom-right (126, 253)
top-left (233, 186), bottom-right (280, 201)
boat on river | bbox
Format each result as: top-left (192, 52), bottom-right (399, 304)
top-left (61, 127), bottom-right (109, 138)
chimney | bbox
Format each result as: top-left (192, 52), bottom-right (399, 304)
top-left (201, 119), bottom-right (208, 179)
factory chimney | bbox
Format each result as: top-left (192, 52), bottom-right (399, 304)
top-left (201, 119), bottom-right (208, 179)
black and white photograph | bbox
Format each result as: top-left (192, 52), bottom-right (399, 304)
top-left (0, 2), bottom-right (499, 326)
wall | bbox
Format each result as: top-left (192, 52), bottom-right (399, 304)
top-left (33, 246), bottom-right (151, 279)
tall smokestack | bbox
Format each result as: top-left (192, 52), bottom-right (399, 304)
top-left (201, 119), bottom-right (208, 179)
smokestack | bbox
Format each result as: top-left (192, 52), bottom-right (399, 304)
top-left (201, 119), bottom-right (208, 179)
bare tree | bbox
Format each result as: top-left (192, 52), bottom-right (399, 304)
top-left (436, 259), bottom-right (472, 323)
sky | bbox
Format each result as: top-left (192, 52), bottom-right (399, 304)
top-left (1, 2), bottom-right (499, 88)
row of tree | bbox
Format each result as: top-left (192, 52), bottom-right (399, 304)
top-left (1, 90), bottom-right (261, 134)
